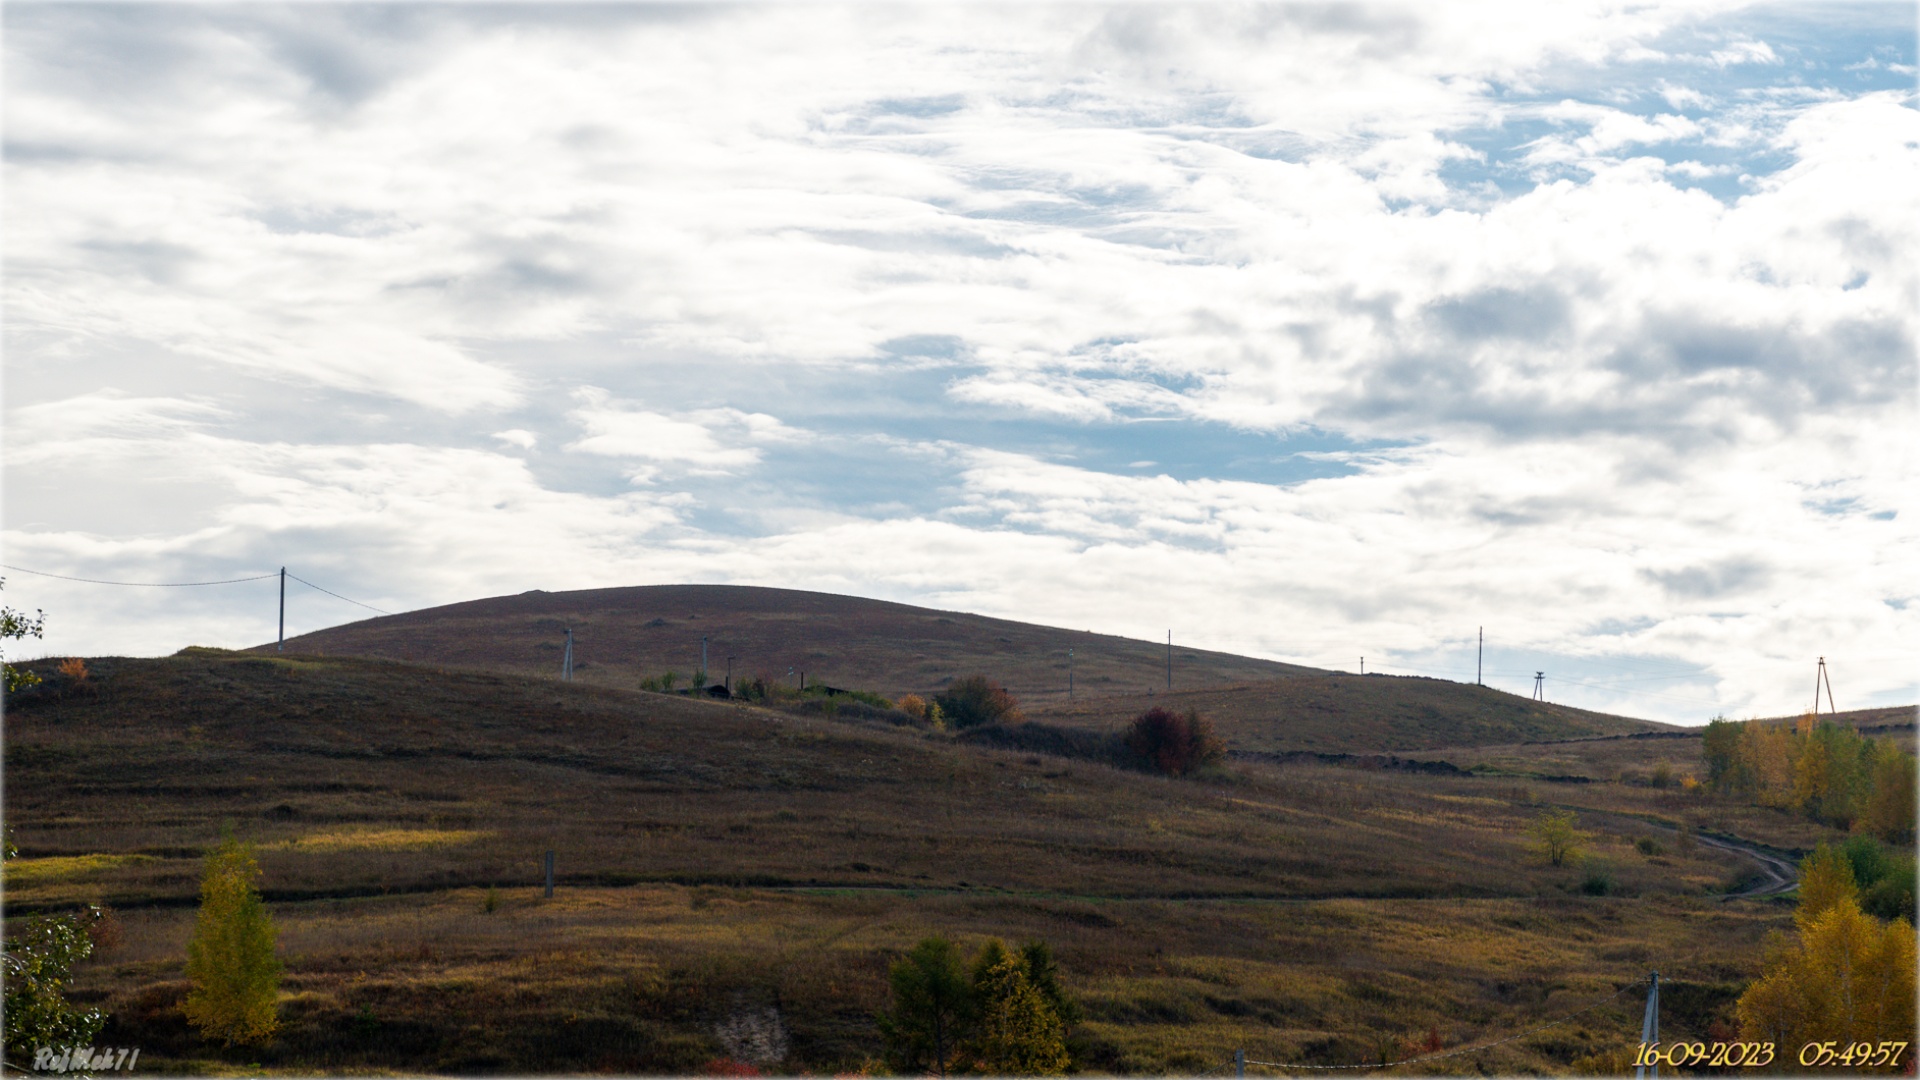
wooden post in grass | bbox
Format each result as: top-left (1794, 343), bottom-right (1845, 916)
top-left (544, 850), bottom-right (555, 898)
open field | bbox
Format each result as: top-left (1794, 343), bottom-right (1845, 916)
top-left (272, 584), bottom-right (1328, 704)
top-left (4, 641), bottom-right (1881, 1075)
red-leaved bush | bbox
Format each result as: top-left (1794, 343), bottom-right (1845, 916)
top-left (1125, 707), bottom-right (1225, 777)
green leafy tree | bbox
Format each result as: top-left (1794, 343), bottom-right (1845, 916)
top-left (1, 830), bottom-right (107, 1067)
top-left (1526, 808), bottom-right (1584, 867)
top-left (183, 834), bottom-right (282, 1045)
top-left (935, 675), bottom-right (1022, 730)
top-left (966, 942), bottom-right (1069, 1076)
top-left (1017, 940), bottom-right (1081, 1027)
top-left (2, 578), bottom-right (47, 694)
top-left (879, 936), bottom-right (971, 1077)
top-left (1858, 743), bottom-right (1916, 845)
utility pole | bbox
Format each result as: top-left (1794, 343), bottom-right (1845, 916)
top-left (1635, 972), bottom-right (1660, 1080)
top-left (1533, 672), bottom-right (1545, 701)
top-left (1068, 648), bottom-right (1074, 701)
top-left (1166, 630), bottom-right (1172, 691)
top-left (1814, 657), bottom-right (1836, 718)
top-left (562, 627), bottom-right (573, 681)
top-left (701, 635), bottom-right (708, 689)
top-left (277, 566), bottom-right (286, 652)
top-left (1360, 656), bottom-right (1364, 675)
top-left (726, 656), bottom-right (735, 695)
top-left (1477, 626), bottom-right (1483, 686)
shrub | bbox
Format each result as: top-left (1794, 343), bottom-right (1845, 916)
top-left (1527, 809), bottom-right (1584, 867)
top-left (55, 657), bottom-right (88, 683)
top-left (1861, 855), bottom-right (1916, 925)
top-left (935, 676), bottom-right (1022, 730)
top-left (1580, 863), bottom-right (1614, 896)
top-left (1635, 837), bottom-right (1665, 857)
top-left (2, 904), bottom-right (106, 1062)
top-left (895, 694), bottom-right (937, 725)
top-left (879, 937), bottom-right (971, 1077)
top-left (967, 942), bottom-right (1069, 1076)
top-left (183, 834), bottom-right (282, 1045)
top-left (1124, 708), bottom-right (1224, 777)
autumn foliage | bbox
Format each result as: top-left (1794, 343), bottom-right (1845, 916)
top-left (1702, 715), bottom-right (1913, 843)
top-left (1738, 843), bottom-right (1916, 1066)
top-left (934, 676), bottom-right (1022, 730)
top-left (1125, 707), bottom-right (1225, 777)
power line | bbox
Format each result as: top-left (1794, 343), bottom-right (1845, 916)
top-left (2, 564), bottom-right (277, 587)
top-left (284, 572), bottom-right (392, 615)
top-left (3, 562), bottom-right (393, 617)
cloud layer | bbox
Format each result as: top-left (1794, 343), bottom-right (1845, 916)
top-left (5, 3), bottom-right (1915, 723)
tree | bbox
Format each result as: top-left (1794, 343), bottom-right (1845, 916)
top-left (2, 831), bottom-right (108, 1069)
top-left (1701, 716), bottom-right (1744, 789)
top-left (1018, 940), bottom-right (1081, 1026)
top-left (1796, 842), bottom-right (1858, 932)
top-left (935, 676), bottom-right (1022, 730)
top-left (2, 578), bottom-right (46, 694)
top-left (1739, 896), bottom-right (1916, 1060)
top-left (879, 937), bottom-right (971, 1077)
top-left (966, 942), bottom-right (1068, 1076)
top-left (183, 834), bottom-right (282, 1045)
top-left (1526, 808), bottom-right (1584, 867)
top-left (1858, 743), bottom-right (1916, 845)
top-left (1125, 707), bottom-right (1225, 777)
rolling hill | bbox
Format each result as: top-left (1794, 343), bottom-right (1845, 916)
top-left (273, 584), bottom-right (1323, 702)
top-left (2, 646), bottom-right (1805, 1075)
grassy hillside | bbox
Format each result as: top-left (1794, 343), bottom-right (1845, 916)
top-left (2, 649), bottom-right (1815, 1075)
top-left (271, 583), bottom-right (1324, 703)
top-left (1025, 674), bottom-right (1669, 754)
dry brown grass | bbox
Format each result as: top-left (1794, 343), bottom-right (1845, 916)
top-left (3, 649), bottom-right (1825, 1075)
top-left (270, 583), bottom-right (1323, 704)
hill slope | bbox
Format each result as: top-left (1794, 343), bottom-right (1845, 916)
top-left (2, 650), bottom-right (1787, 1076)
top-left (1025, 674), bottom-right (1673, 753)
top-left (275, 583), bottom-right (1324, 702)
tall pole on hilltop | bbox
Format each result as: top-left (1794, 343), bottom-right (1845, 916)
top-left (702, 635), bottom-right (708, 689)
top-left (1068, 648), bottom-right (1074, 701)
top-left (1477, 626), bottom-right (1483, 686)
top-left (1166, 630), bottom-right (1171, 691)
top-left (1533, 672), bottom-right (1545, 701)
top-left (1814, 657), bottom-right (1836, 718)
top-left (562, 627), bottom-right (573, 681)
top-left (278, 567), bottom-right (286, 652)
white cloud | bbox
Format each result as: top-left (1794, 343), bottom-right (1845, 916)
top-left (564, 387), bottom-right (807, 477)
top-left (4, 4), bottom-right (1915, 722)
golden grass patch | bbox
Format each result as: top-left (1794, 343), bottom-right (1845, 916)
top-left (2, 852), bottom-right (159, 882)
top-left (278, 827), bottom-right (489, 853)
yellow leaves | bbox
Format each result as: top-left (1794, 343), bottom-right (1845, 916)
top-left (1739, 898), bottom-right (1916, 1061)
top-left (1796, 843), bottom-right (1859, 933)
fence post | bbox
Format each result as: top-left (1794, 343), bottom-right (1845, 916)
top-left (544, 850), bottom-right (555, 899)
top-left (1235, 1048), bottom-right (1245, 1078)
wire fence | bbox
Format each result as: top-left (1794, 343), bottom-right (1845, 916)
top-left (1206, 977), bottom-right (1646, 1075)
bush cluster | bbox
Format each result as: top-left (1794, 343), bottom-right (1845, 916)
top-left (935, 676), bottom-right (1022, 730)
top-left (1123, 707), bottom-right (1224, 777)
top-left (879, 936), bottom-right (1077, 1077)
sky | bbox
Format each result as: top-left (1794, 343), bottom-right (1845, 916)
top-left (3, 2), bottom-right (1915, 724)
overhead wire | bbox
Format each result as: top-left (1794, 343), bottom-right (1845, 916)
top-left (1, 564), bottom-right (277, 587)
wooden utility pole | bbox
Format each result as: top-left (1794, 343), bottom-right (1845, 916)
top-left (1813, 657), bottom-right (1836, 717)
top-left (1068, 648), bottom-right (1074, 700)
top-left (1533, 672), bottom-right (1545, 701)
top-left (277, 566), bottom-right (285, 652)
top-left (562, 627), bottom-right (573, 681)
top-left (1166, 630), bottom-right (1171, 690)
top-left (1477, 627), bottom-right (1483, 685)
